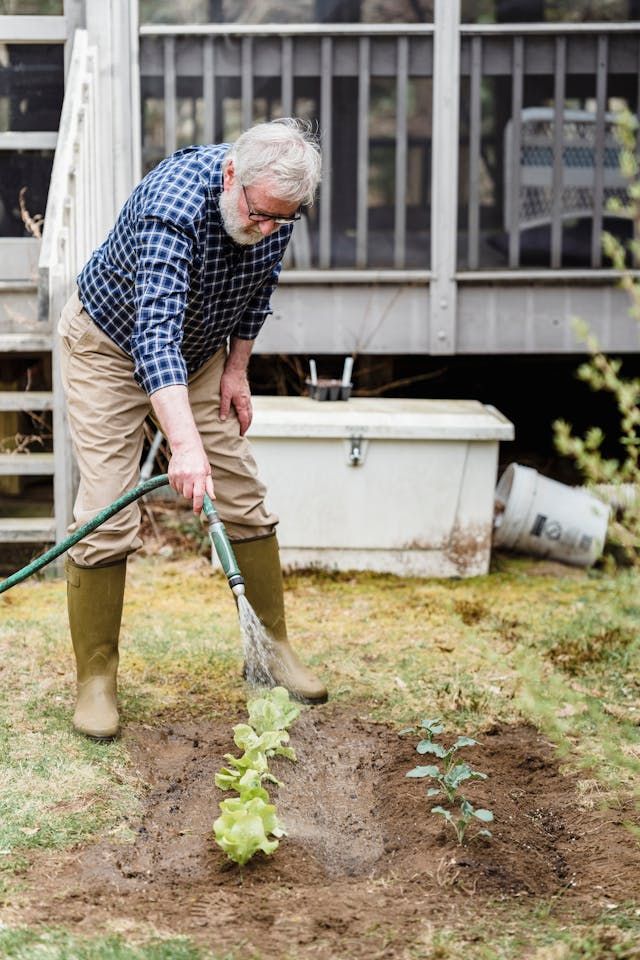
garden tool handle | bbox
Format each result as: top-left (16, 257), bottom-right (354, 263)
top-left (202, 494), bottom-right (245, 598)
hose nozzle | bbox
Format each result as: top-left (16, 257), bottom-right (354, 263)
top-left (202, 494), bottom-right (245, 598)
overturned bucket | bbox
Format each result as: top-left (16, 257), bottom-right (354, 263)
top-left (493, 463), bottom-right (610, 568)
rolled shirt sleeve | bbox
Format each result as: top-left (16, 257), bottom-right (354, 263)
top-left (234, 261), bottom-right (283, 341)
top-left (131, 215), bottom-right (194, 396)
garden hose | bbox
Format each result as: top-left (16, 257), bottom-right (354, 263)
top-left (0, 474), bottom-right (245, 599)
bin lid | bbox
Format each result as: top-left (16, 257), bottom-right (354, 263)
top-left (249, 397), bottom-right (515, 441)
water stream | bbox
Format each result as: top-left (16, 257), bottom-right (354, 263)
top-left (236, 594), bottom-right (284, 689)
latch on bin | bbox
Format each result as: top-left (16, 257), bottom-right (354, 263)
top-left (347, 435), bottom-right (366, 467)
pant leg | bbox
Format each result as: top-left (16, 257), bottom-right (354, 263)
top-left (59, 291), bottom-right (151, 567)
top-left (187, 349), bottom-right (278, 541)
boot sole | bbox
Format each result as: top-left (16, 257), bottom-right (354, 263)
top-left (73, 723), bottom-right (120, 741)
top-left (241, 666), bottom-right (328, 706)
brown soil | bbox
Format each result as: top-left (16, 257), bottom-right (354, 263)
top-left (10, 705), bottom-right (640, 959)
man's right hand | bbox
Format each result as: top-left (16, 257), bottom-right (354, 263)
top-left (149, 384), bottom-right (214, 514)
top-left (168, 440), bottom-right (215, 514)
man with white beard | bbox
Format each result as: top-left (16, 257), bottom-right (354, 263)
top-left (58, 119), bottom-right (326, 740)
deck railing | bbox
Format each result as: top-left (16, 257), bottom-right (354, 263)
top-left (139, 22), bottom-right (434, 273)
top-left (459, 23), bottom-right (640, 273)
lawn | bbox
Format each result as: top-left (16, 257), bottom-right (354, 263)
top-left (0, 529), bottom-right (639, 959)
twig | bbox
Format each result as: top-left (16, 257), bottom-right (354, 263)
top-left (18, 187), bottom-right (44, 240)
top-left (355, 368), bottom-right (448, 397)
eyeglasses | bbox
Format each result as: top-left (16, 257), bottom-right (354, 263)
top-left (242, 185), bottom-right (302, 224)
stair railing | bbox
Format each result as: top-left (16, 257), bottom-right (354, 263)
top-left (38, 28), bottom-right (117, 543)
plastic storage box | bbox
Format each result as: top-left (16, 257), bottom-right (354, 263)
top-left (248, 397), bottom-right (514, 578)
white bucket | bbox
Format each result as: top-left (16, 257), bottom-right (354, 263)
top-left (493, 463), bottom-right (610, 567)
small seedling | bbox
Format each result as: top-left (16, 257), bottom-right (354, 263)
top-left (407, 760), bottom-right (487, 805)
top-left (399, 716), bottom-right (444, 741)
top-left (404, 720), bottom-right (493, 846)
top-left (431, 800), bottom-right (494, 844)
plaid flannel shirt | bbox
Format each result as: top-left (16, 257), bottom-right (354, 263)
top-left (77, 144), bottom-right (293, 396)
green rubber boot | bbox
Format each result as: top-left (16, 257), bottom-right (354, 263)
top-left (232, 533), bottom-right (328, 704)
top-left (66, 557), bottom-right (126, 739)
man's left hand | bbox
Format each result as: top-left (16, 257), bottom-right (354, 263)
top-left (220, 367), bottom-right (253, 435)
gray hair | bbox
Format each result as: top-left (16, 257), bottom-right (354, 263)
top-left (225, 118), bottom-right (322, 207)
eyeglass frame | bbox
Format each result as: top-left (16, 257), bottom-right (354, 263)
top-left (241, 184), bottom-right (303, 225)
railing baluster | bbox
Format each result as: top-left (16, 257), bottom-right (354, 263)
top-left (281, 36), bottom-right (293, 116)
top-left (551, 36), bottom-right (566, 269)
top-left (319, 36), bottom-right (333, 269)
top-left (394, 36), bottom-right (408, 270)
top-left (80, 106), bottom-right (89, 265)
top-left (241, 36), bottom-right (253, 131)
top-left (467, 35), bottom-right (482, 270)
top-left (508, 36), bottom-right (524, 269)
top-left (356, 36), bottom-right (370, 269)
top-left (164, 36), bottom-right (177, 154)
top-left (591, 34), bottom-right (608, 269)
top-left (203, 36), bottom-right (215, 144)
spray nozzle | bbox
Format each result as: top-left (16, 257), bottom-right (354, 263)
top-left (202, 494), bottom-right (245, 597)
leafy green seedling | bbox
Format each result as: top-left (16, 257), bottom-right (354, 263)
top-left (213, 796), bottom-right (285, 866)
top-left (432, 800), bottom-right (493, 845)
top-left (415, 735), bottom-right (478, 766)
top-left (215, 767), bottom-right (269, 802)
top-left (247, 686), bottom-right (301, 734)
top-left (407, 760), bottom-right (487, 804)
top-left (399, 717), bottom-right (444, 740)
top-left (404, 719), bottom-right (494, 847)
top-left (232, 723), bottom-right (296, 762)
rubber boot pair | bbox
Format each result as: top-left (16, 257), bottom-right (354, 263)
top-left (232, 533), bottom-right (328, 704)
top-left (66, 557), bottom-right (125, 739)
top-left (66, 533), bottom-right (326, 740)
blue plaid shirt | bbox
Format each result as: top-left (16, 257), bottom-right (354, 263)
top-left (77, 144), bottom-right (293, 396)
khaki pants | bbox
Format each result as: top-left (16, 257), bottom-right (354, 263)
top-left (58, 290), bottom-right (278, 567)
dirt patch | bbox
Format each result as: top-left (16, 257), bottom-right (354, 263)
top-left (8, 706), bottom-right (640, 958)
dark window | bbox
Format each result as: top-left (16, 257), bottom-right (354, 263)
top-left (462, 1), bottom-right (640, 23)
top-left (0, 151), bottom-right (53, 236)
top-left (0, 44), bottom-right (64, 132)
top-left (139, 0), bottom-right (434, 25)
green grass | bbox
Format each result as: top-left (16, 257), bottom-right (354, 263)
top-left (0, 929), bottom-right (224, 960)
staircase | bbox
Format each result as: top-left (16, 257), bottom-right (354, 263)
top-left (0, 278), bottom-right (56, 546)
top-left (0, 16), bottom-right (129, 558)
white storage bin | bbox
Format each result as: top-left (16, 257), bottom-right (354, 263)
top-left (249, 398), bottom-right (514, 578)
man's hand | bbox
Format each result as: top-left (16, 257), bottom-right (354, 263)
top-left (150, 384), bottom-right (214, 514)
top-left (220, 367), bottom-right (252, 435)
top-left (167, 438), bottom-right (215, 513)
top-left (220, 337), bottom-right (254, 435)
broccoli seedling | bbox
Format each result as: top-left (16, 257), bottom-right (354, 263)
top-left (404, 720), bottom-right (494, 846)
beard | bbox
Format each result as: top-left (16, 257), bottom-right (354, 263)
top-left (219, 181), bottom-right (264, 246)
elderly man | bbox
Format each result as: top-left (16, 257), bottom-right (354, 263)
top-left (58, 118), bottom-right (326, 740)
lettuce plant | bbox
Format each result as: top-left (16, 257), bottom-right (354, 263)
top-left (213, 686), bottom-right (301, 866)
top-left (248, 686), bottom-right (301, 734)
top-left (213, 796), bottom-right (285, 866)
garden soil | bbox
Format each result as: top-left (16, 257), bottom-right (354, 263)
top-left (8, 705), bottom-right (640, 959)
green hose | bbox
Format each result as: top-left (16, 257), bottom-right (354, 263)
top-left (0, 474), bottom-right (244, 598)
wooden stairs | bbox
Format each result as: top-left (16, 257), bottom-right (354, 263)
top-left (0, 279), bottom-right (57, 549)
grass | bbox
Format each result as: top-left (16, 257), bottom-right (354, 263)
top-left (0, 929), bottom-right (223, 959)
top-left (0, 538), bottom-right (639, 957)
